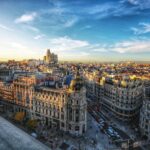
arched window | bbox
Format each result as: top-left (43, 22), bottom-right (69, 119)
top-left (26, 93), bottom-right (30, 104)
top-left (75, 126), bottom-right (79, 131)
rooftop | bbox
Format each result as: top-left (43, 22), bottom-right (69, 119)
top-left (0, 117), bottom-right (50, 150)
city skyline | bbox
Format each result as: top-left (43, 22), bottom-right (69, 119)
top-left (0, 0), bottom-right (150, 62)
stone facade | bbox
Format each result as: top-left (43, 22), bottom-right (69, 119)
top-left (0, 74), bottom-right (87, 136)
top-left (85, 74), bottom-right (143, 121)
top-left (140, 80), bottom-right (150, 139)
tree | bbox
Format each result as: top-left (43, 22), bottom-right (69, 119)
top-left (26, 119), bottom-right (38, 131)
top-left (14, 112), bottom-right (25, 123)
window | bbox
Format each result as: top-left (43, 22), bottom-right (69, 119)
top-left (17, 93), bottom-right (22, 101)
top-left (26, 94), bottom-right (30, 104)
top-left (76, 116), bottom-right (79, 122)
top-left (61, 114), bottom-right (64, 120)
top-left (61, 122), bottom-right (64, 127)
top-left (75, 126), bottom-right (79, 131)
top-left (60, 107), bottom-right (63, 112)
top-left (69, 124), bottom-right (71, 130)
top-left (76, 109), bottom-right (79, 114)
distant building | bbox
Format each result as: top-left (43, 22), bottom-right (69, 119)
top-left (44, 49), bottom-right (58, 64)
top-left (0, 69), bottom-right (13, 81)
top-left (43, 56), bottom-right (46, 62)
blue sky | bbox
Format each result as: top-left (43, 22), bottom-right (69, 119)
top-left (0, 0), bottom-right (150, 61)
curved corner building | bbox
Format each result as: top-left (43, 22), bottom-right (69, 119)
top-left (140, 80), bottom-right (150, 139)
top-left (101, 75), bottom-right (143, 121)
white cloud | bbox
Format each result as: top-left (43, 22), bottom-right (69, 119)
top-left (88, 40), bottom-right (150, 53)
top-left (86, 2), bottom-right (132, 19)
top-left (0, 24), bottom-right (13, 31)
top-left (15, 12), bottom-right (37, 23)
top-left (81, 25), bottom-right (92, 30)
top-left (127, 0), bottom-right (139, 5)
top-left (49, 36), bottom-right (89, 51)
top-left (64, 17), bottom-right (78, 27)
top-left (80, 52), bottom-right (90, 56)
top-left (88, 3), bottom-right (114, 15)
top-left (85, 0), bottom-right (146, 19)
top-left (34, 34), bottom-right (45, 40)
top-left (131, 22), bottom-right (150, 34)
top-left (49, 36), bottom-right (150, 54)
top-left (24, 25), bottom-right (39, 32)
top-left (87, 43), bottom-right (108, 52)
top-left (43, 7), bottom-right (65, 15)
top-left (131, 27), bottom-right (140, 34)
top-left (123, 0), bottom-right (150, 9)
top-left (92, 48), bottom-right (108, 52)
top-left (10, 42), bottom-right (27, 49)
top-left (112, 40), bottom-right (150, 53)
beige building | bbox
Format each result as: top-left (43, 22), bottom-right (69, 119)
top-left (101, 75), bottom-right (143, 121)
top-left (44, 49), bottom-right (58, 64)
top-left (31, 74), bottom-right (87, 135)
top-left (0, 73), bottom-right (87, 136)
top-left (85, 74), bottom-right (143, 122)
top-left (140, 80), bottom-right (150, 139)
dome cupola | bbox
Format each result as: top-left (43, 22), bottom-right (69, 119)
top-left (69, 68), bottom-right (84, 91)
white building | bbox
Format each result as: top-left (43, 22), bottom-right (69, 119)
top-left (31, 73), bottom-right (87, 136)
top-left (85, 74), bottom-right (143, 122)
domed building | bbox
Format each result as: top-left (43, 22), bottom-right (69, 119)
top-left (67, 72), bottom-right (87, 135)
top-left (69, 73), bottom-right (84, 91)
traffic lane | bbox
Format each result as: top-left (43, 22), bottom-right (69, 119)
top-left (113, 127), bottom-right (130, 140)
top-left (88, 104), bottom-right (130, 142)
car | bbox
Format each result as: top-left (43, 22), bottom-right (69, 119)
top-left (99, 122), bottom-right (104, 126)
top-left (99, 125), bottom-right (103, 129)
top-left (31, 132), bottom-right (37, 138)
top-left (99, 120), bottom-right (104, 124)
top-left (99, 123), bottom-right (104, 129)
top-left (107, 132), bottom-right (116, 137)
top-left (114, 132), bottom-right (120, 138)
top-left (108, 127), bottom-right (114, 133)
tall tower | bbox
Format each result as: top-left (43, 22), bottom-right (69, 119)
top-left (47, 49), bottom-right (50, 56)
top-left (67, 70), bottom-right (87, 135)
top-left (43, 49), bottom-right (58, 64)
top-left (46, 49), bottom-right (51, 63)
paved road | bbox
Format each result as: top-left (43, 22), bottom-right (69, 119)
top-left (0, 116), bottom-right (50, 150)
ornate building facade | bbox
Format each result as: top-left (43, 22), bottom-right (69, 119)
top-left (101, 76), bottom-right (143, 121)
top-left (140, 80), bottom-right (150, 139)
top-left (0, 73), bottom-right (87, 136)
top-left (84, 74), bottom-right (143, 122)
